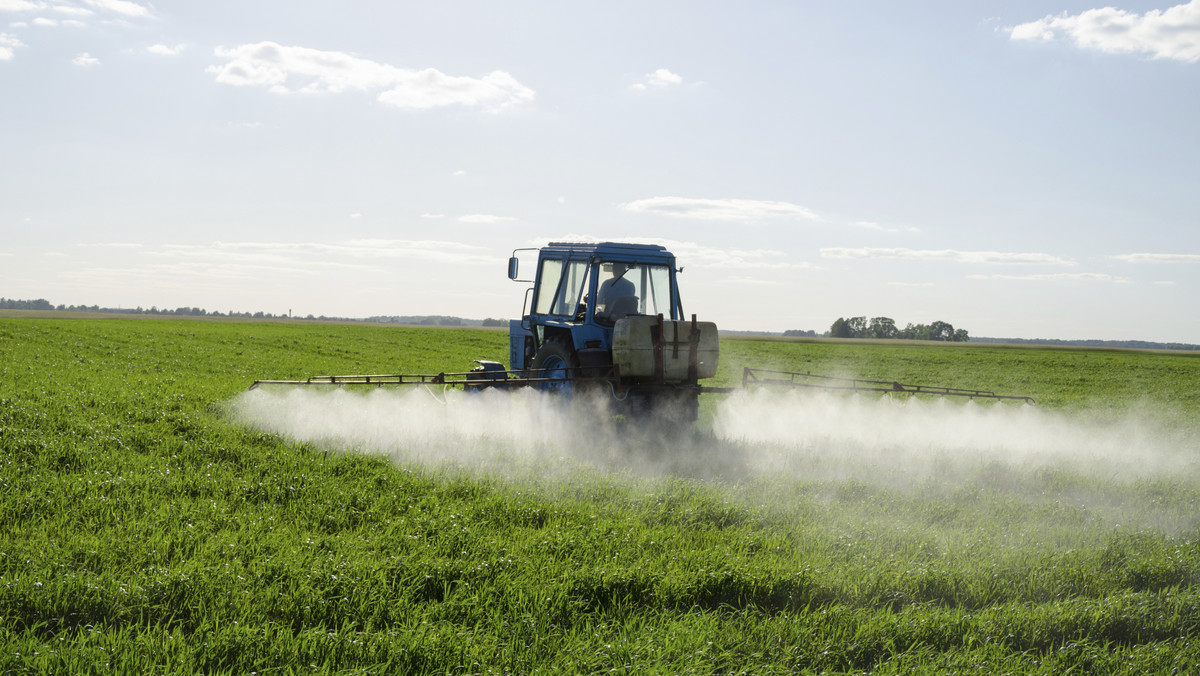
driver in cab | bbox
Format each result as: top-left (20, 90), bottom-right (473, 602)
top-left (595, 262), bottom-right (636, 322)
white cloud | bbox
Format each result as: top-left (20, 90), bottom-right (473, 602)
top-left (145, 239), bottom-right (498, 269)
top-left (0, 0), bottom-right (43, 11)
top-left (147, 43), bottom-right (186, 56)
top-left (647, 68), bottom-right (682, 86)
top-left (968, 272), bottom-right (1127, 282)
top-left (852, 220), bottom-right (921, 234)
top-left (821, 247), bottom-right (1073, 265)
top-left (62, 261), bottom-right (345, 288)
top-left (621, 196), bottom-right (819, 222)
top-left (53, 5), bottom-right (93, 17)
top-left (207, 42), bottom-right (536, 112)
top-left (378, 69), bottom-right (533, 111)
top-left (548, 235), bottom-right (810, 270)
top-left (1010, 1), bottom-right (1200, 63)
top-left (632, 68), bottom-right (684, 90)
top-left (726, 275), bottom-right (782, 286)
top-left (33, 16), bottom-right (55, 26)
top-left (684, 248), bottom-right (807, 269)
top-left (81, 0), bottom-right (150, 18)
top-left (1112, 252), bottom-right (1200, 263)
top-left (458, 214), bottom-right (519, 224)
top-left (0, 33), bottom-right (23, 60)
top-left (72, 51), bottom-right (99, 66)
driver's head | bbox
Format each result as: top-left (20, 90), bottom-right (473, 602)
top-left (610, 262), bottom-right (628, 276)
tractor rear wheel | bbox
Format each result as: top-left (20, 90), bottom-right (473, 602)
top-left (530, 339), bottom-right (578, 393)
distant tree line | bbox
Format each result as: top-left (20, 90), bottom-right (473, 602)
top-left (0, 298), bottom-right (295, 319)
top-left (0, 298), bottom-right (55, 311)
top-left (0, 298), bottom-right (508, 327)
top-left (828, 316), bottom-right (969, 342)
top-left (366, 315), bottom-right (508, 327)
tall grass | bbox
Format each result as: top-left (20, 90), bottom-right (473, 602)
top-left (1, 318), bottom-right (1198, 673)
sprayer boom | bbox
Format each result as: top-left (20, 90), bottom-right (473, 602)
top-left (740, 368), bottom-right (1034, 403)
top-left (251, 365), bottom-right (1034, 405)
top-left (249, 363), bottom-right (590, 391)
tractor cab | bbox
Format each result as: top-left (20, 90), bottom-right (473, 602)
top-left (507, 242), bottom-right (683, 375)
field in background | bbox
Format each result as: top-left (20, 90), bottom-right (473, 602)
top-left (2, 318), bottom-right (1198, 673)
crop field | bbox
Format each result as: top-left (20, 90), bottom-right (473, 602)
top-left (2, 317), bottom-right (1199, 674)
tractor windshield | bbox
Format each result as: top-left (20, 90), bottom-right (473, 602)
top-left (595, 262), bottom-right (673, 323)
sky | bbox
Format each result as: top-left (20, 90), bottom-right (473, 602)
top-left (2, 1), bottom-right (1198, 343)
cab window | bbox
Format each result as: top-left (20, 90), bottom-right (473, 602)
top-left (533, 259), bottom-right (563, 315)
top-left (551, 260), bottom-right (589, 317)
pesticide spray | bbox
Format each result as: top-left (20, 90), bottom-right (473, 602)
top-left (713, 388), bottom-right (1197, 484)
top-left (229, 385), bottom-right (1199, 532)
top-left (230, 385), bottom-right (1198, 482)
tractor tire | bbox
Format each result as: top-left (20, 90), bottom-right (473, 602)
top-left (530, 339), bottom-right (578, 393)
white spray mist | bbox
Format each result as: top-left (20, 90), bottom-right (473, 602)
top-left (229, 385), bottom-right (1199, 532)
top-left (712, 388), bottom-right (1197, 485)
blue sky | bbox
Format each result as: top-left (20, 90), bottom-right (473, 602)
top-left (2, 1), bottom-right (1198, 342)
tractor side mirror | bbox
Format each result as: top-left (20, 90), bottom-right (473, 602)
top-left (507, 256), bottom-right (519, 280)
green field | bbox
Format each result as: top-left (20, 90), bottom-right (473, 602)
top-left (2, 317), bottom-right (1199, 674)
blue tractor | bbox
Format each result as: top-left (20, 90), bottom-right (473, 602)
top-left (503, 242), bottom-right (720, 422)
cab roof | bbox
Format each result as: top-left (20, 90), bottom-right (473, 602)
top-left (542, 241), bottom-right (674, 261)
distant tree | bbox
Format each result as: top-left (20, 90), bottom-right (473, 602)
top-left (831, 316), bottom-right (970, 340)
top-left (929, 320), bottom-right (955, 341)
top-left (868, 317), bottom-right (898, 339)
top-left (952, 328), bottom-right (970, 342)
top-left (783, 329), bottom-right (816, 337)
top-left (846, 316), bottom-right (867, 337)
top-left (0, 298), bottom-right (53, 310)
top-left (829, 317), bottom-right (853, 338)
